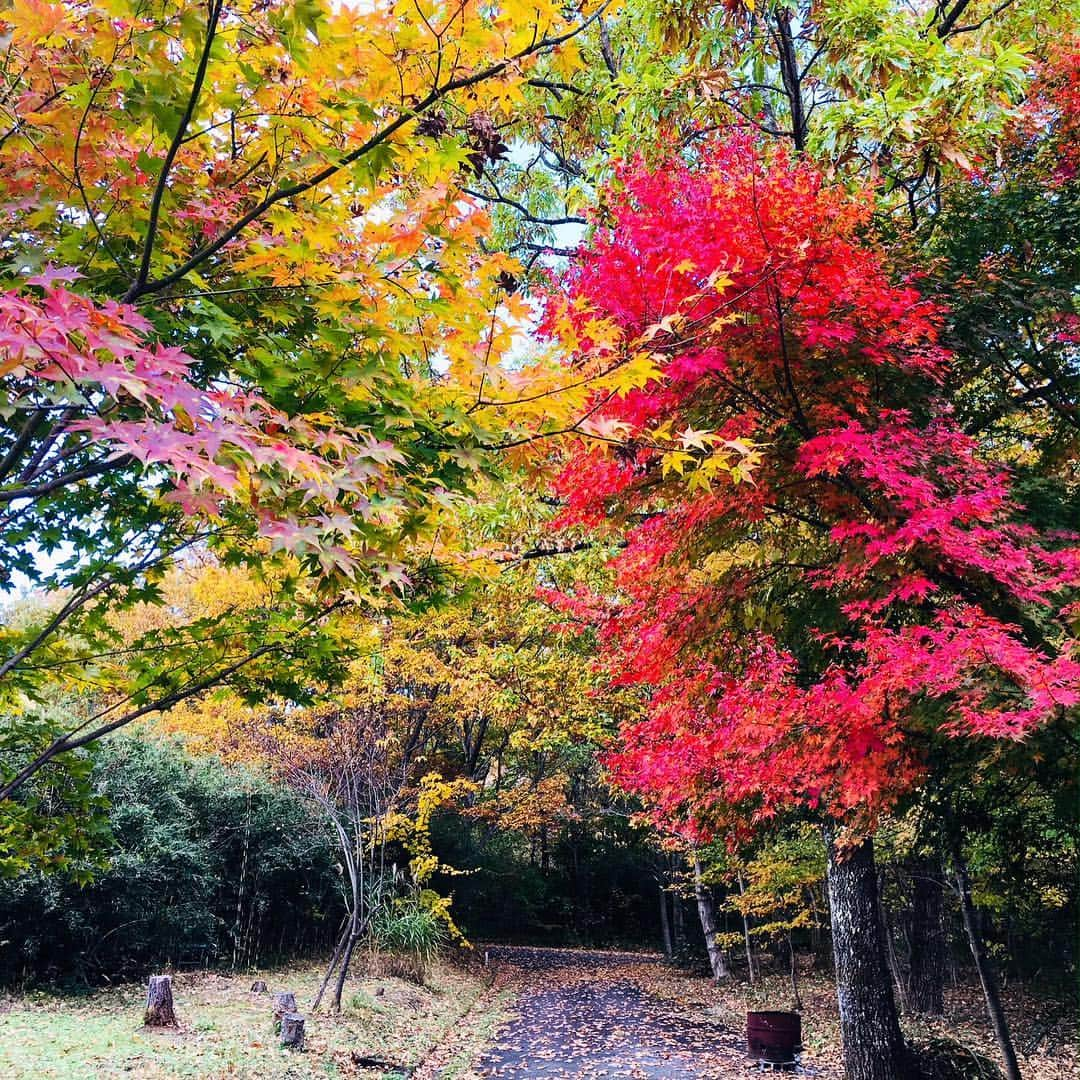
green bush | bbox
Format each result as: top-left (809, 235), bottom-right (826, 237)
top-left (0, 735), bottom-right (344, 987)
top-left (369, 891), bottom-right (448, 984)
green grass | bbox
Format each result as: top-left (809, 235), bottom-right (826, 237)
top-left (0, 957), bottom-right (502, 1079)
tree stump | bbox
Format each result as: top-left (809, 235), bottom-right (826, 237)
top-left (143, 975), bottom-right (178, 1027)
top-left (271, 991), bottom-right (298, 1020)
top-left (250, 979), bottom-right (268, 993)
top-left (280, 1012), bottom-right (305, 1049)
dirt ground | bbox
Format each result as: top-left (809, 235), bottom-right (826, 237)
top-left (457, 946), bottom-right (1077, 1080)
top-left (0, 948), bottom-right (1074, 1078)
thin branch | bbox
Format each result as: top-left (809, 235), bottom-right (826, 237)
top-left (126, 0), bottom-right (224, 299)
top-left (461, 185), bottom-right (587, 227)
top-left (0, 407), bottom-right (48, 482)
top-left (528, 78), bottom-right (586, 97)
top-left (0, 454), bottom-right (127, 503)
top-left (0, 598), bottom-right (347, 801)
top-left (123, 5), bottom-right (609, 302)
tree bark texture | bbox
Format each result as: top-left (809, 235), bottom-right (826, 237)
top-left (331, 929), bottom-right (360, 1012)
top-left (272, 990), bottom-right (298, 1020)
top-left (825, 834), bottom-right (909, 1080)
top-left (694, 855), bottom-right (729, 981)
top-left (737, 872), bottom-right (757, 983)
top-left (906, 857), bottom-right (946, 1015)
top-left (280, 1012), bottom-right (305, 1048)
top-left (672, 887), bottom-right (686, 953)
top-left (144, 975), bottom-right (178, 1027)
top-left (659, 885), bottom-right (673, 957)
top-left (313, 921), bottom-right (349, 1011)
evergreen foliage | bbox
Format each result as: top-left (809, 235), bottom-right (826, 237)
top-left (0, 737), bottom-right (341, 987)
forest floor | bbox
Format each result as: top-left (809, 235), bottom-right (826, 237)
top-left (452, 947), bottom-right (747, 1078)
top-left (0, 947), bottom-right (1075, 1079)
top-left (0, 954), bottom-right (509, 1079)
top-left (447, 946), bottom-right (1077, 1080)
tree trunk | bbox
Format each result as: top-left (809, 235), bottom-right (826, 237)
top-left (659, 885), bottom-right (674, 958)
top-left (330, 826), bottom-right (363, 1014)
top-left (693, 855), bottom-right (729, 981)
top-left (272, 990), bottom-right (298, 1021)
top-left (951, 837), bottom-right (1021, 1080)
top-left (144, 975), bottom-right (178, 1027)
top-left (788, 929), bottom-right (802, 1010)
top-left (825, 833), bottom-right (908, 1080)
top-left (313, 921), bottom-right (349, 1011)
top-left (737, 872), bottom-right (757, 983)
top-left (672, 887), bottom-right (686, 953)
top-left (280, 1012), bottom-right (305, 1049)
top-left (331, 930), bottom-right (360, 1013)
top-left (906, 857), bottom-right (946, 1015)
top-left (879, 871), bottom-right (908, 1014)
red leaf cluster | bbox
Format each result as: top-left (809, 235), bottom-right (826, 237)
top-left (542, 137), bottom-right (1080, 837)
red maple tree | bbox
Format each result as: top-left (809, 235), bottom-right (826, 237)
top-left (541, 134), bottom-right (1080, 839)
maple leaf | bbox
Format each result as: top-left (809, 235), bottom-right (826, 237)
top-left (678, 426), bottom-right (712, 451)
top-left (541, 133), bottom-right (1080, 841)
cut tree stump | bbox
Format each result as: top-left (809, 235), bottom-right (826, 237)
top-left (280, 1012), bottom-right (305, 1049)
top-left (250, 980), bottom-right (268, 993)
top-left (143, 975), bottom-right (178, 1027)
top-left (271, 991), bottom-right (298, 1020)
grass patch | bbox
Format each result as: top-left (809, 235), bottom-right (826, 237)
top-left (0, 956), bottom-right (499, 1079)
top-left (434, 988), bottom-right (514, 1080)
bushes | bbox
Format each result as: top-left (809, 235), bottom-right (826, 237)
top-left (0, 736), bottom-right (343, 987)
top-left (908, 1038), bottom-right (1005, 1080)
top-left (369, 890), bottom-right (449, 983)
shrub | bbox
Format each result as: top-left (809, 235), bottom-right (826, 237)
top-left (369, 892), bottom-right (449, 984)
top-left (0, 735), bottom-right (343, 987)
top-left (908, 1038), bottom-right (1006, 1080)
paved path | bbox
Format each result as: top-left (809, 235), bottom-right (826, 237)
top-left (475, 947), bottom-right (746, 1078)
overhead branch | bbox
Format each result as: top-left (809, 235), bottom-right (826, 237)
top-left (0, 598), bottom-right (347, 801)
top-left (122, 4), bottom-right (610, 302)
top-left (461, 185), bottom-right (587, 227)
top-left (126, 0), bottom-right (224, 300)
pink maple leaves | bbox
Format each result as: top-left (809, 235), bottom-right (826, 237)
top-left (1, 277), bottom-right (407, 584)
top-left (541, 137), bottom-right (1080, 836)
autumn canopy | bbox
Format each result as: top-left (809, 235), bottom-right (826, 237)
top-left (0, 3), bottom-right (1078, 1079)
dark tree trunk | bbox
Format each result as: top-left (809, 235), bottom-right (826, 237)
top-left (659, 885), bottom-right (674, 958)
top-left (906, 857), bottom-right (946, 1015)
top-left (775, 8), bottom-right (808, 151)
top-left (144, 975), bottom-right (178, 1027)
top-left (280, 1012), bottom-right (305, 1048)
top-left (825, 833), bottom-right (908, 1080)
top-left (331, 929), bottom-right (360, 1013)
top-left (693, 855), bottom-right (729, 981)
top-left (313, 921), bottom-right (349, 1012)
top-left (880, 873), bottom-right (908, 1014)
top-left (788, 930), bottom-right (802, 1010)
top-left (737, 872), bottom-right (757, 983)
top-left (951, 837), bottom-right (1021, 1080)
top-left (672, 887), bottom-right (686, 953)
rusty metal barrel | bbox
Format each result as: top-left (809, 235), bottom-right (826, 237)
top-left (747, 1010), bottom-right (802, 1064)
